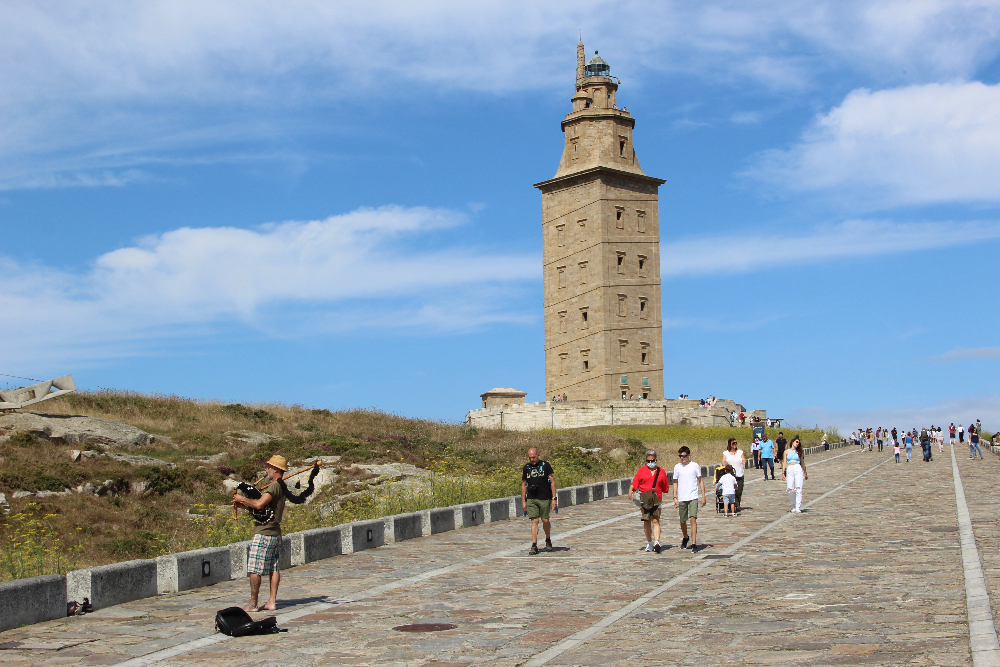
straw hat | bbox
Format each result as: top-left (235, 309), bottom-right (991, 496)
top-left (265, 455), bottom-right (288, 472)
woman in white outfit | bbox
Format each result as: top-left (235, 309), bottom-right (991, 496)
top-left (782, 436), bottom-right (808, 513)
top-left (721, 437), bottom-right (747, 513)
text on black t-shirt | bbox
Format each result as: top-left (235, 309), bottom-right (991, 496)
top-left (522, 461), bottom-right (554, 500)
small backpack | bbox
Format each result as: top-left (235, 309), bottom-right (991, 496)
top-left (215, 607), bottom-right (280, 637)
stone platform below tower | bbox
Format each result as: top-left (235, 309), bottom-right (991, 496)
top-left (465, 398), bottom-right (764, 431)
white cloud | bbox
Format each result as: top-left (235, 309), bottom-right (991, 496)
top-left (930, 347), bottom-right (1000, 362)
top-left (3, 1), bottom-right (1000, 189)
top-left (789, 393), bottom-right (1000, 435)
top-left (0, 205), bottom-right (538, 365)
top-left (748, 81), bottom-right (1000, 207)
top-left (661, 218), bottom-right (1000, 277)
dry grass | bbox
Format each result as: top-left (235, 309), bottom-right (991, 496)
top-left (0, 390), bottom-right (649, 580)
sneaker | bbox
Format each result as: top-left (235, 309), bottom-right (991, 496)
top-left (529, 544), bottom-right (539, 555)
top-left (689, 543), bottom-right (697, 552)
top-left (545, 539), bottom-right (553, 552)
top-left (644, 544), bottom-right (653, 552)
top-left (653, 542), bottom-right (661, 554)
top-left (680, 537), bottom-right (689, 549)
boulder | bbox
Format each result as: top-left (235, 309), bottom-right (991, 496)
top-left (608, 447), bottom-right (629, 462)
top-left (0, 412), bottom-right (168, 449)
top-left (224, 431), bottom-right (276, 447)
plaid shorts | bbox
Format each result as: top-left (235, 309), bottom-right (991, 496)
top-left (247, 534), bottom-right (281, 575)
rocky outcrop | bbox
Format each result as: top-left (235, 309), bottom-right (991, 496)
top-left (0, 412), bottom-right (169, 449)
top-left (223, 431), bottom-right (276, 447)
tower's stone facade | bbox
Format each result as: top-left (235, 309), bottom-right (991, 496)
top-left (534, 44), bottom-right (665, 401)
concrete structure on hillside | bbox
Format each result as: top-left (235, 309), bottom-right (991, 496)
top-left (534, 43), bottom-right (665, 402)
top-left (480, 388), bottom-right (527, 409)
top-left (466, 398), bottom-right (764, 431)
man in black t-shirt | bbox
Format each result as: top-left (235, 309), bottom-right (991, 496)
top-left (521, 447), bottom-right (557, 555)
top-left (775, 433), bottom-right (787, 465)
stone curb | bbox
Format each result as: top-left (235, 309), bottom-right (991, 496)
top-left (0, 574), bottom-right (66, 632)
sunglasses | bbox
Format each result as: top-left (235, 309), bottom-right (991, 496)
top-left (679, 454), bottom-right (690, 458)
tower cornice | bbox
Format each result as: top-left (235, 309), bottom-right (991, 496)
top-left (533, 165), bottom-right (666, 192)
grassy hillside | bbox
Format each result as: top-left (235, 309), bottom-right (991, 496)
top-left (0, 390), bottom-right (646, 581)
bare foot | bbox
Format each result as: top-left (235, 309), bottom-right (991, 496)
top-left (261, 603), bottom-right (277, 611)
top-left (243, 603), bottom-right (259, 612)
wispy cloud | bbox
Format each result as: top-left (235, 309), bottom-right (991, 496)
top-left (746, 81), bottom-right (1000, 208)
top-left (4, 1), bottom-right (1000, 189)
top-left (929, 347), bottom-right (1000, 362)
top-left (661, 218), bottom-right (1000, 277)
top-left (0, 205), bottom-right (538, 365)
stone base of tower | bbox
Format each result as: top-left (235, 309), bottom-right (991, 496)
top-left (464, 398), bottom-right (765, 431)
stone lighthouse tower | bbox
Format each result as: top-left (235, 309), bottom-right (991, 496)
top-left (534, 43), bottom-right (665, 402)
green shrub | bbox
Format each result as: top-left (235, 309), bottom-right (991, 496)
top-left (105, 529), bottom-right (168, 559)
top-left (222, 404), bottom-right (276, 423)
top-left (136, 466), bottom-right (187, 495)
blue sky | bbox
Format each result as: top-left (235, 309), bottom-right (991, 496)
top-left (3, 1), bottom-right (1000, 432)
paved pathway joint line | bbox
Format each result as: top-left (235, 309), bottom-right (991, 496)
top-left (951, 444), bottom-right (1000, 667)
top-left (526, 450), bottom-right (878, 666)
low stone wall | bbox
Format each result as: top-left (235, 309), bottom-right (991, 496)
top-left (465, 398), bottom-right (762, 431)
top-left (0, 574), bottom-right (67, 632)
top-left (67, 559), bottom-right (157, 611)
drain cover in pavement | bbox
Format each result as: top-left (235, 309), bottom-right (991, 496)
top-left (702, 554), bottom-right (731, 559)
top-left (393, 623), bottom-right (457, 632)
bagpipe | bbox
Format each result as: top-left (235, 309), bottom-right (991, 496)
top-left (233, 462), bottom-right (322, 524)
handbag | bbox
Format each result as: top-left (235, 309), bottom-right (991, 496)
top-left (638, 468), bottom-right (662, 510)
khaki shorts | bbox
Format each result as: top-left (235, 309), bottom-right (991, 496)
top-left (678, 499), bottom-right (699, 522)
top-left (641, 505), bottom-right (661, 521)
top-left (526, 498), bottom-right (551, 520)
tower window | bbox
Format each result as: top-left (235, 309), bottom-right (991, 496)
top-left (583, 360), bottom-right (589, 371)
top-left (619, 340), bottom-right (628, 363)
top-left (581, 349), bottom-right (590, 372)
top-left (557, 266), bottom-right (566, 288)
top-left (558, 310), bottom-right (567, 333)
top-left (618, 294), bottom-right (627, 317)
top-left (556, 224), bottom-right (565, 246)
top-left (620, 374), bottom-right (628, 385)
top-left (578, 219), bottom-right (586, 241)
top-left (617, 252), bottom-right (625, 274)
top-left (641, 343), bottom-right (649, 364)
top-left (578, 261), bottom-right (588, 284)
top-left (639, 298), bottom-right (648, 319)
top-left (580, 308), bottom-right (589, 329)
top-left (615, 207), bottom-right (624, 229)
top-left (637, 210), bottom-right (645, 233)
top-left (619, 139), bottom-right (626, 157)
top-left (638, 255), bottom-right (647, 277)
top-left (559, 353), bottom-right (568, 376)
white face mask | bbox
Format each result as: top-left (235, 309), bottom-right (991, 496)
top-left (646, 461), bottom-right (657, 469)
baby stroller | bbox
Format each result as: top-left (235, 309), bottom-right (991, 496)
top-left (714, 465), bottom-right (727, 514)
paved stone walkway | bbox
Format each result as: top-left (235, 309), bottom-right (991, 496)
top-left (1, 446), bottom-right (997, 666)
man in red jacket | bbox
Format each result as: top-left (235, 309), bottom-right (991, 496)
top-left (629, 449), bottom-right (670, 553)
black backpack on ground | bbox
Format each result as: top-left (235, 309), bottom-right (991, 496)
top-left (215, 607), bottom-right (280, 636)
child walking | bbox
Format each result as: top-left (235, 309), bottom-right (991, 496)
top-left (716, 465), bottom-right (738, 517)
top-left (893, 439), bottom-right (900, 463)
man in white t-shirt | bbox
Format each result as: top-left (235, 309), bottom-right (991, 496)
top-left (672, 446), bottom-right (707, 551)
